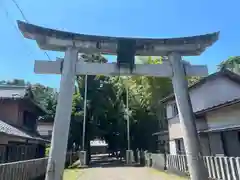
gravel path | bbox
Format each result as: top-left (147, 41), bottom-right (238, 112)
top-left (77, 167), bottom-right (162, 180)
top-left (75, 154), bottom-right (187, 180)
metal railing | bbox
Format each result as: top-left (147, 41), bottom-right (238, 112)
top-left (147, 153), bottom-right (240, 180)
top-left (0, 157), bottom-right (48, 180)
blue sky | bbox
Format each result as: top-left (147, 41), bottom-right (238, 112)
top-left (0, 0), bottom-right (239, 88)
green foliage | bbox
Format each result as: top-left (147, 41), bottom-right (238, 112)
top-left (0, 55), bottom-right (174, 153)
top-left (188, 76), bottom-right (202, 86)
top-left (45, 145), bottom-right (50, 157)
top-left (218, 56), bottom-right (240, 73)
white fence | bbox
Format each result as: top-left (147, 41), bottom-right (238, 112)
top-left (0, 157), bottom-right (48, 180)
top-left (149, 153), bottom-right (240, 180)
top-left (204, 156), bottom-right (240, 180)
top-left (166, 154), bottom-right (188, 174)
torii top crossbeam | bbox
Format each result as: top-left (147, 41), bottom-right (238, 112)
top-left (17, 20), bottom-right (219, 56)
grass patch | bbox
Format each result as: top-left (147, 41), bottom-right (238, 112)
top-left (150, 169), bottom-right (189, 180)
top-left (63, 169), bottom-right (81, 180)
top-left (45, 144), bottom-right (51, 157)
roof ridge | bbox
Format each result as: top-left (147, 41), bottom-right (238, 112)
top-left (0, 85), bottom-right (27, 88)
top-left (160, 69), bottom-right (240, 103)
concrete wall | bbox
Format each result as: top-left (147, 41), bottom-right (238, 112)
top-left (0, 101), bottom-right (20, 126)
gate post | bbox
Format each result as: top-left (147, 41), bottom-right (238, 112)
top-left (169, 52), bottom-right (208, 180)
top-left (45, 47), bottom-right (77, 180)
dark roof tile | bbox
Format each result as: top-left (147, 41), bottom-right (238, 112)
top-left (0, 120), bottom-right (49, 143)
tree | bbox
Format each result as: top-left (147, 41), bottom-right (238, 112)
top-left (188, 76), bottom-right (202, 86)
top-left (218, 56), bottom-right (240, 73)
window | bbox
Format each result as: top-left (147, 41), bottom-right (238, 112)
top-left (48, 130), bottom-right (52, 136)
top-left (172, 103), bottom-right (178, 116)
top-left (175, 138), bottom-right (185, 155)
top-left (23, 111), bottom-right (36, 131)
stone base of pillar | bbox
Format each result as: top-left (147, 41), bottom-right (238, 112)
top-left (79, 151), bottom-right (86, 167)
top-left (126, 150), bottom-right (134, 165)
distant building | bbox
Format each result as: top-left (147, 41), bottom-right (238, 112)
top-left (90, 139), bottom-right (108, 155)
top-left (0, 85), bottom-right (49, 163)
top-left (156, 69), bottom-right (240, 157)
top-left (37, 121), bottom-right (53, 140)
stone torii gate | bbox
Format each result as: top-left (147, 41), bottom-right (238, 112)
top-left (17, 20), bottom-right (219, 180)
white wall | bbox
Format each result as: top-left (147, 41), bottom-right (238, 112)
top-left (166, 101), bottom-right (174, 119)
top-left (166, 76), bottom-right (240, 118)
top-left (37, 123), bottom-right (53, 136)
top-left (206, 103), bottom-right (240, 130)
top-left (190, 76), bottom-right (240, 112)
top-left (168, 116), bottom-right (207, 140)
top-left (168, 116), bottom-right (183, 140)
top-left (169, 140), bottom-right (177, 155)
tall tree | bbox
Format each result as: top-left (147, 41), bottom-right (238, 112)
top-left (218, 56), bottom-right (240, 73)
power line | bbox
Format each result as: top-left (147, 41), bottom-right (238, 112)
top-left (10, 0), bottom-right (51, 60)
top-left (0, 2), bottom-right (36, 58)
top-left (11, 0), bottom-right (29, 22)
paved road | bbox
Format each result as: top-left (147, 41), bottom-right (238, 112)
top-left (78, 166), bottom-right (170, 180)
top-left (76, 154), bottom-right (186, 180)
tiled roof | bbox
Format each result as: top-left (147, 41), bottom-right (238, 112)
top-left (199, 124), bottom-right (240, 133)
top-left (160, 69), bottom-right (240, 103)
top-left (0, 85), bottom-right (26, 99)
top-left (0, 85), bottom-right (47, 114)
top-left (195, 98), bottom-right (240, 115)
top-left (0, 120), bottom-right (49, 143)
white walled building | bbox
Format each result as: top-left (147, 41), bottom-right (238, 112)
top-left (37, 121), bottom-right (53, 140)
top-left (161, 69), bottom-right (240, 156)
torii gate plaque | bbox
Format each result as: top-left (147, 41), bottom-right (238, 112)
top-left (17, 20), bottom-right (219, 180)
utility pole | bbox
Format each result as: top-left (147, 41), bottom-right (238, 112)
top-left (80, 74), bottom-right (88, 166)
top-left (125, 83), bottom-right (133, 165)
top-left (82, 74), bottom-right (88, 151)
top-left (126, 86), bottom-right (130, 150)
top-left (169, 53), bottom-right (208, 180)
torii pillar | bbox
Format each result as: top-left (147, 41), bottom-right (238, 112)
top-left (17, 20), bottom-right (219, 180)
